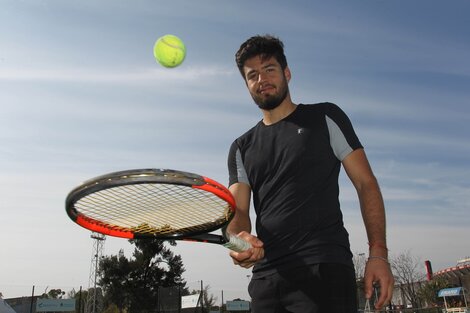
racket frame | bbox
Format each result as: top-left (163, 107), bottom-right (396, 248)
top-left (66, 169), bottom-right (238, 244)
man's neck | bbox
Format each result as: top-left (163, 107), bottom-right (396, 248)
top-left (261, 99), bottom-right (297, 125)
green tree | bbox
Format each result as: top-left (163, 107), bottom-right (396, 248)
top-left (99, 249), bottom-right (131, 312)
top-left (68, 288), bottom-right (88, 313)
top-left (40, 289), bottom-right (65, 299)
top-left (102, 303), bottom-right (120, 313)
top-left (188, 284), bottom-right (217, 313)
top-left (99, 238), bottom-right (186, 313)
top-left (418, 276), bottom-right (450, 307)
top-left (202, 285), bottom-right (217, 313)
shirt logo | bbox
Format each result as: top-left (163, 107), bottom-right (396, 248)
top-left (297, 128), bottom-right (305, 135)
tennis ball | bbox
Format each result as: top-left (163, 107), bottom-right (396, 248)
top-left (153, 34), bottom-right (186, 68)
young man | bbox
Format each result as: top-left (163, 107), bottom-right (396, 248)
top-left (227, 35), bottom-right (394, 312)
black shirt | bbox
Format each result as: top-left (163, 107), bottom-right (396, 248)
top-left (228, 103), bottom-right (363, 276)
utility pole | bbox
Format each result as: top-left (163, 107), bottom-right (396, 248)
top-left (200, 280), bottom-right (204, 311)
top-left (86, 232), bottom-right (106, 313)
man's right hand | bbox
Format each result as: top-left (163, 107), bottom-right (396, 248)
top-left (229, 231), bottom-right (264, 268)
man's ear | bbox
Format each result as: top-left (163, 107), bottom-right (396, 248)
top-left (284, 66), bottom-right (292, 82)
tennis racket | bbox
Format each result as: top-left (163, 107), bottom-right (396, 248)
top-left (65, 168), bottom-right (250, 252)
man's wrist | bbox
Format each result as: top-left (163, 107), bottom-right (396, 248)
top-left (367, 255), bottom-right (389, 264)
top-left (368, 241), bottom-right (389, 258)
top-left (368, 241), bottom-right (388, 251)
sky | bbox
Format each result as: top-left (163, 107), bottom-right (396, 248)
top-left (1, 0), bottom-right (469, 303)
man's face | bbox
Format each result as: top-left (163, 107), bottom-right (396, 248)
top-left (242, 55), bottom-right (290, 110)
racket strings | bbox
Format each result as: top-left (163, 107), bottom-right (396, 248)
top-left (74, 183), bottom-right (231, 235)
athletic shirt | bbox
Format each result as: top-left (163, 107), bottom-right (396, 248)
top-left (227, 103), bottom-right (363, 277)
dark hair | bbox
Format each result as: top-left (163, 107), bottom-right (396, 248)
top-left (235, 35), bottom-right (288, 78)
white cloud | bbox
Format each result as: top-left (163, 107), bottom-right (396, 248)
top-left (1, 0), bottom-right (469, 302)
top-left (0, 65), bottom-right (235, 84)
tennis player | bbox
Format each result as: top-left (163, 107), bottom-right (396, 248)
top-left (227, 35), bottom-right (394, 312)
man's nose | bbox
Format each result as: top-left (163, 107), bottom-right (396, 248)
top-left (258, 72), bottom-right (268, 83)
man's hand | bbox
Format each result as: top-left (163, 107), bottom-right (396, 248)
top-left (229, 231), bottom-right (264, 268)
top-left (363, 257), bottom-right (395, 309)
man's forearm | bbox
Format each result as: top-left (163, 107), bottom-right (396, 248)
top-left (228, 183), bottom-right (252, 235)
top-left (227, 210), bottom-right (252, 235)
top-left (359, 178), bottom-right (388, 257)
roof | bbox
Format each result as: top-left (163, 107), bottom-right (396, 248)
top-left (434, 263), bottom-right (470, 279)
top-left (0, 299), bottom-right (16, 313)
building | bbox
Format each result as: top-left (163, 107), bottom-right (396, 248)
top-left (434, 258), bottom-right (470, 292)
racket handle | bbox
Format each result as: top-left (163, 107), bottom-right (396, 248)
top-left (223, 233), bottom-right (252, 252)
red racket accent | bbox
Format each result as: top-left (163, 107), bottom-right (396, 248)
top-left (194, 176), bottom-right (236, 211)
top-left (76, 214), bottom-right (134, 239)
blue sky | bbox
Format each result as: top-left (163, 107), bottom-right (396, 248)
top-left (1, 0), bottom-right (469, 302)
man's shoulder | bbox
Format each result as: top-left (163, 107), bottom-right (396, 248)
top-left (300, 102), bottom-right (340, 112)
top-left (234, 121), bottom-right (261, 142)
top-left (299, 102), bottom-right (349, 121)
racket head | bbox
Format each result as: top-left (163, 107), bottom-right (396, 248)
top-left (65, 169), bottom-right (236, 240)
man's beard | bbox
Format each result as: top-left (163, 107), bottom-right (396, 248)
top-left (251, 81), bottom-right (289, 111)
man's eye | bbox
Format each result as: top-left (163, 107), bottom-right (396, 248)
top-left (247, 74), bottom-right (257, 80)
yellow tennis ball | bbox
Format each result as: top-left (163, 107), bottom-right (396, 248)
top-left (153, 34), bottom-right (186, 68)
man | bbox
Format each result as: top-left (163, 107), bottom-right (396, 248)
top-left (226, 35), bottom-right (394, 312)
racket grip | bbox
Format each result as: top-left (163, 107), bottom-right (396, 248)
top-left (223, 233), bottom-right (252, 252)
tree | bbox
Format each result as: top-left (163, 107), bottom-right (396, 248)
top-left (99, 238), bottom-right (186, 313)
top-left (352, 252), bottom-right (367, 281)
top-left (40, 288), bottom-right (65, 299)
top-left (188, 284), bottom-right (217, 313)
top-left (68, 288), bottom-right (89, 313)
top-left (418, 276), bottom-right (450, 307)
top-left (390, 250), bottom-right (426, 308)
top-left (101, 303), bottom-right (120, 313)
top-left (99, 249), bottom-right (131, 312)
top-left (201, 285), bottom-right (217, 313)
